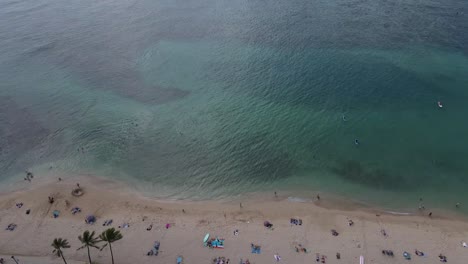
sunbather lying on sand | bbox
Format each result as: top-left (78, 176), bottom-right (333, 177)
top-left (415, 249), bottom-right (425, 256)
top-left (382, 249), bottom-right (394, 256)
top-left (290, 218), bottom-right (302, 225)
top-left (239, 259), bottom-right (250, 264)
top-left (71, 207), bottom-right (81, 215)
top-left (331, 229), bottom-right (339, 236)
top-left (438, 254), bottom-right (447, 262)
top-left (381, 229), bottom-right (387, 237)
top-left (6, 223), bottom-right (17, 231)
top-left (119, 223), bottom-right (130, 228)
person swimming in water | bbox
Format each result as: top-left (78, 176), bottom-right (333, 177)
top-left (354, 139), bottom-right (360, 145)
top-left (342, 114), bottom-right (347, 121)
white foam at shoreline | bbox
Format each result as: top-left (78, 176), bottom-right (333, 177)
top-left (384, 210), bottom-right (412, 216)
top-left (287, 196), bottom-right (312, 203)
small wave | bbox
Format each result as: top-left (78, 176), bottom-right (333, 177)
top-left (25, 41), bottom-right (56, 56)
top-left (287, 196), bottom-right (311, 203)
top-left (384, 210), bottom-right (412, 216)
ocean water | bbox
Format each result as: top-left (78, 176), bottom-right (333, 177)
top-left (1, 0), bottom-right (468, 211)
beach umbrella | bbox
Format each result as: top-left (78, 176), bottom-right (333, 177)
top-left (53, 210), bottom-right (60, 218)
top-left (85, 215), bottom-right (96, 224)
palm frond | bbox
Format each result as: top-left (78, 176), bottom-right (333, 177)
top-left (99, 228), bottom-right (123, 243)
top-left (77, 245), bottom-right (86, 251)
top-left (100, 243), bottom-right (109, 251)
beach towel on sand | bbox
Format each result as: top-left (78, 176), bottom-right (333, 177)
top-left (251, 245), bottom-right (261, 254)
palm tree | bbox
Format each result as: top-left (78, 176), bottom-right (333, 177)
top-left (99, 228), bottom-right (123, 264)
top-left (11, 256), bottom-right (19, 264)
top-left (78, 230), bottom-right (100, 264)
top-left (52, 238), bottom-right (71, 264)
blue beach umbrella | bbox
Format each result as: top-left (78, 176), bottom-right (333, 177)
top-left (85, 215), bottom-right (96, 224)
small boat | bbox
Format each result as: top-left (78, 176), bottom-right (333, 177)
top-left (438, 101), bottom-right (443, 108)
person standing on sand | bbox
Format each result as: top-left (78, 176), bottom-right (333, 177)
top-left (317, 194), bottom-right (320, 201)
top-left (429, 212), bottom-right (433, 217)
top-left (76, 183), bottom-right (80, 188)
top-left (274, 192), bottom-right (277, 198)
top-left (240, 203), bottom-right (243, 208)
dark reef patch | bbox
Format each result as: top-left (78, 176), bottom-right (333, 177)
top-left (331, 160), bottom-right (409, 190)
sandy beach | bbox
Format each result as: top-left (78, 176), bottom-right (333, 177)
top-left (1, 175), bottom-right (468, 264)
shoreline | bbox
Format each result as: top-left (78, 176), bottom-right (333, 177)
top-left (4, 171), bottom-right (468, 221)
top-left (1, 175), bottom-right (468, 263)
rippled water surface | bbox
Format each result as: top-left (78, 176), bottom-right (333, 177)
top-left (1, 0), bottom-right (468, 210)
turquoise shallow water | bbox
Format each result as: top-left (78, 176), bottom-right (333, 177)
top-left (1, 0), bottom-right (468, 211)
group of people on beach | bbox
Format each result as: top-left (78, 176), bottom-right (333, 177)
top-left (212, 256), bottom-right (229, 264)
top-left (6, 180), bottom-right (460, 264)
top-left (23, 171), bottom-right (33, 182)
